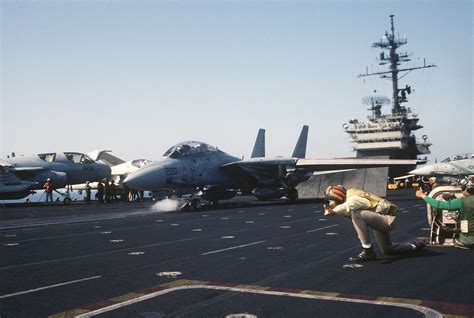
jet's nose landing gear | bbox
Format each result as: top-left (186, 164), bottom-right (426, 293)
top-left (286, 188), bottom-right (298, 202)
top-left (54, 186), bottom-right (73, 205)
top-left (209, 200), bottom-right (219, 209)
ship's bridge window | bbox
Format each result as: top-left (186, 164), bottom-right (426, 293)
top-left (163, 141), bottom-right (218, 159)
top-left (131, 159), bottom-right (152, 168)
top-left (64, 152), bottom-right (94, 164)
top-left (38, 153), bottom-right (56, 162)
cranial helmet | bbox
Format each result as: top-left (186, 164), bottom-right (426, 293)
top-left (460, 177), bottom-right (470, 189)
top-left (325, 185), bottom-right (347, 204)
top-left (461, 177), bottom-right (474, 194)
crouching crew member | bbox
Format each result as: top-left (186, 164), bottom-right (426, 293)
top-left (324, 185), bottom-right (425, 262)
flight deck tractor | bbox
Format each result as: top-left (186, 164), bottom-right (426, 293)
top-left (425, 186), bottom-right (464, 246)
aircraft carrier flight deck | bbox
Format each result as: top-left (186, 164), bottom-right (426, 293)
top-left (1, 194), bottom-right (473, 318)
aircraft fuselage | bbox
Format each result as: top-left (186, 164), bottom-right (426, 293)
top-left (124, 150), bottom-right (240, 192)
top-left (5, 152), bottom-right (111, 189)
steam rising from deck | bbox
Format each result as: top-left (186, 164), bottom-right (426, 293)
top-left (151, 198), bottom-right (179, 212)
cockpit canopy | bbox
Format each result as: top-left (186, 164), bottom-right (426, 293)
top-left (64, 152), bottom-right (94, 164)
top-left (441, 153), bottom-right (474, 163)
top-left (163, 141), bottom-right (218, 159)
top-left (38, 152), bottom-right (95, 164)
top-left (38, 153), bottom-right (56, 162)
top-left (131, 159), bottom-right (152, 168)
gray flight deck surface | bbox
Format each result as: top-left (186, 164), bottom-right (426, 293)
top-left (0, 193), bottom-right (473, 317)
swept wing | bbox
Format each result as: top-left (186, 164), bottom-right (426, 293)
top-left (0, 162), bottom-right (37, 199)
top-left (221, 157), bottom-right (423, 187)
top-left (296, 158), bottom-right (424, 171)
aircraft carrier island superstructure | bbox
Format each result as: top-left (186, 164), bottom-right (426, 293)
top-left (343, 15), bottom-right (436, 176)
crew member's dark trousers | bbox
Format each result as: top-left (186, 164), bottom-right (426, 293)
top-left (97, 193), bottom-right (104, 203)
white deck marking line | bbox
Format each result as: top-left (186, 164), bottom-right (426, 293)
top-left (0, 237), bottom-right (195, 271)
top-left (201, 240), bottom-right (266, 256)
top-left (5, 216), bottom-right (216, 243)
top-left (0, 215), bottom-right (129, 230)
top-left (306, 224), bottom-right (338, 233)
top-left (75, 284), bottom-right (443, 318)
top-left (0, 275), bottom-right (101, 300)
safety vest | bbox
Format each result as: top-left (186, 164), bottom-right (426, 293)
top-left (44, 182), bottom-right (53, 193)
top-left (347, 188), bottom-right (399, 215)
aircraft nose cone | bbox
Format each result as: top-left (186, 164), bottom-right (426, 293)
top-left (410, 165), bottom-right (432, 176)
top-left (123, 164), bottom-right (167, 191)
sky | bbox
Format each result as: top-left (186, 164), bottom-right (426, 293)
top-left (1, 0), bottom-right (472, 162)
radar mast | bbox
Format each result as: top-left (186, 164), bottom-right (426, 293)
top-left (343, 15), bottom-right (436, 177)
top-left (358, 15), bottom-right (436, 114)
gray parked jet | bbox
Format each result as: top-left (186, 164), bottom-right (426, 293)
top-left (0, 152), bottom-right (111, 201)
top-left (410, 153), bottom-right (474, 177)
top-left (123, 126), bottom-right (422, 207)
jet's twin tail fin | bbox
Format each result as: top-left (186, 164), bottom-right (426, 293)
top-left (251, 129), bottom-right (266, 158)
top-left (250, 125), bottom-right (308, 159)
top-left (291, 125), bottom-right (309, 159)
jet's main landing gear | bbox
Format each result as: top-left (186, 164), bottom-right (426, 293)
top-left (54, 187), bottom-right (72, 205)
top-left (190, 198), bottom-right (201, 211)
top-left (209, 200), bottom-right (219, 209)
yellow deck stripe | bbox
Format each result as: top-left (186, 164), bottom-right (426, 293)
top-left (377, 296), bottom-right (423, 305)
top-left (235, 284), bottom-right (270, 291)
top-left (300, 290), bottom-right (341, 298)
top-left (110, 292), bottom-right (146, 303)
top-left (159, 279), bottom-right (206, 288)
top-left (48, 308), bottom-right (89, 318)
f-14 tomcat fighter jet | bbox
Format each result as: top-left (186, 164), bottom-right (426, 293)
top-left (124, 126), bottom-right (422, 207)
top-left (0, 152), bottom-right (111, 202)
top-left (410, 154), bottom-right (474, 178)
